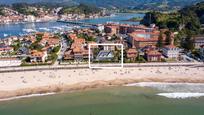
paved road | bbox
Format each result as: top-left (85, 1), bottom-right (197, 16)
top-left (54, 36), bottom-right (68, 66)
top-left (0, 62), bottom-right (203, 73)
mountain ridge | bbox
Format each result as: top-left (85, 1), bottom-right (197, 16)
top-left (1, 0), bottom-right (204, 9)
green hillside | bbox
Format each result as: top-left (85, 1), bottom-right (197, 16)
top-left (141, 2), bottom-right (204, 50)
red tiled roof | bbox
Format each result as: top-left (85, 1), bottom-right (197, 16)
top-left (31, 50), bottom-right (46, 57)
top-left (73, 47), bottom-right (82, 53)
top-left (147, 50), bottom-right (161, 56)
top-left (127, 48), bottom-right (137, 54)
top-left (129, 31), bottom-right (159, 42)
top-left (0, 46), bottom-right (13, 51)
top-left (74, 38), bottom-right (85, 44)
top-left (0, 57), bottom-right (19, 60)
top-left (69, 34), bottom-right (77, 40)
top-left (127, 48), bottom-right (137, 58)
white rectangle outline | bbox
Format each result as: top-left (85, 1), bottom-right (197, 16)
top-left (88, 43), bottom-right (123, 69)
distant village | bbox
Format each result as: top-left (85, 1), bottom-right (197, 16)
top-left (0, 5), bottom-right (109, 24)
top-left (1, 21), bottom-right (204, 67)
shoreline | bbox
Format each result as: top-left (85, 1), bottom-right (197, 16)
top-left (1, 79), bottom-right (204, 101)
top-left (0, 65), bottom-right (204, 100)
top-left (0, 14), bottom-right (114, 26)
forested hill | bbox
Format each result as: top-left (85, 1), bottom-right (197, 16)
top-left (140, 2), bottom-right (204, 51)
top-left (141, 1), bottom-right (204, 31)
top-left (75, 0), bottom-right (204, 9)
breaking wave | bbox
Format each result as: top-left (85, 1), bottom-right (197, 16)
top-left (126, 82), bottom-right (204, 99)
top-left (157, 93), bottom-right (204, 99)
top-left (0, 92), bottom-right (55, 102)
top-left (126, 82), bottom-right (204, 93)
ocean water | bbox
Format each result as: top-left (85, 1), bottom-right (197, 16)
top-left (0, 83), bottom-right (204, 115)
top-left (0, 13), bottom-right (144, 39)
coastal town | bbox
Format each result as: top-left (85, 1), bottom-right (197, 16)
top-left (1, 2), bottom-right (203, 68)
top-left (0, 3), bottom-right (110, 24)
top-left (0, 21), bottom-right (204, 67)
top-left (1, 1), bottom-right (204, 114)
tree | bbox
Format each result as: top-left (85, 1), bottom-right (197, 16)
top-left (36, 36), bottom-right (42, 42)
top-left (30, 42), bottom-right (43, 51)
top-left (157, 32), bottom-right (164, 48)
top-left (140, 12), bottom-right (156, 26)
top-left (167, 20), bottom-right (180, 30)
top-left (12, 3), bottom-right (39, 16)
top-left (58, 3), bottom-right (101, 15)
top-left (0, 7), bottom-right (4, 16)
top-left (25, 57), bottom-right (31, 62)
top-left (165, 31), bottom-right (172, 45)
top-left (111, 34), bottom-right (119, 41)
top-left (181, 33), bottom-right (195, 51)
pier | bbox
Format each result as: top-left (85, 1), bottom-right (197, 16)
top-left (57, 20), bottom-right (96, 27)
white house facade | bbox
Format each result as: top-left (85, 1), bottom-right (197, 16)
top-left (162, 45), bottom-right (181, 59)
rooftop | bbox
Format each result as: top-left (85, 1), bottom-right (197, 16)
top-left (31, 50), bottom-right (46, 57)
top-left (129, 31), bottom-right (160, 42)
top-left (96, 50), bottom-right (114, 61)
top-left (127, 48), bottom-right (137, 53)
top-left (147, 50), bottom-right (161, 56)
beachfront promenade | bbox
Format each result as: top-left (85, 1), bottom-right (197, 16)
top-left (0, 62), bottom-right (203, 73)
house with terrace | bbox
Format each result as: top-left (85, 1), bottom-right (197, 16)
top-left (0, 45), bottom-right (14, 55)
top-left (145, 50), bottom-right (162, 62)
top-left (126, 48), bottom-right (138, 61)
top-left (0, 57), bottom-right (21, 67)
top-left (104, 23), bottom-right (119, 36)
top-left (39, 33), bottom-right (60, 47)
top-left (64, 34), bottom-right (90, 62)
top-left (162, 45), bottom-right (181, 59)
top-left (30, 50), bottom-right (48, 63)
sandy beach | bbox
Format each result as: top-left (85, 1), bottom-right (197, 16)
top-left (0, 65), bottom-right (204, 99)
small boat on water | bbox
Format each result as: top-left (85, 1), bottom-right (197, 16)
top-left (22, 29), bottom-right (36, 33)
top-left (110, 14), bottom-right (116, 17)
top-left (3, 33), bottom-right (8, 37)
top-left (38, 27), bottom-right (51, 31)
top-left (51, 26), bottom-right (63, 30)
top-left (19, 33), bottom-right (27, 36)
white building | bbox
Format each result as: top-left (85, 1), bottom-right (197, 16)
top-left (0, 45), bottom-right (14, 55)
top-left (95, 24), bottom-right (104, 32)
top-left (30, 50), bottom-right (48, 63)
top-left (0, 58), bottom-right (21, 67)
top-left (162, 45), bottom-right (181, 59)
top-left (103, 45), bottom-right (115, 51)
top-left (24, 15), bottom-right (36, 22)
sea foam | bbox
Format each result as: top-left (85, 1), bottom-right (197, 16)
top-left (126, 82), bottom-right (204, 99)
top-left (0, 92), bottom-right (55, 102)
top-left (157, 93), bottom-right (204, 99)
top-left (125, 82), bottom-right (204, 93)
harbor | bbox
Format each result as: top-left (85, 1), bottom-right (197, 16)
top-left (0, 13), bottom-right (144, 39)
